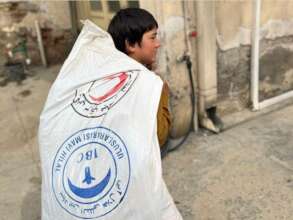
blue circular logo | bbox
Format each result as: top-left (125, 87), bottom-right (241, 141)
top-left (52, 127), bottom-right (131, 219)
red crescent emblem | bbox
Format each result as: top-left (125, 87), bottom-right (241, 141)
top-left (89, 72), bottom-right (128, 104)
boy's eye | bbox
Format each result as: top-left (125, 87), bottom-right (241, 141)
top-left (150, 34), bottom-right (157, 40)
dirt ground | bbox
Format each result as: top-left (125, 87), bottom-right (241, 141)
top-left (1, 64), bottom-right (293, 220)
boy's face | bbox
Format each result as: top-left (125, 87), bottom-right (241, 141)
top-left (127, 28), bottom-right (160, 67)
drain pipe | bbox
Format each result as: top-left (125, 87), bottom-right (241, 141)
top-left (251, 0), bottom-right (261, 111)
top-left (196, 1), bottom-right (223, 133)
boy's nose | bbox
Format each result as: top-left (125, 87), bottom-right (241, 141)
top-left (155, 39), bottom-right (161, 48)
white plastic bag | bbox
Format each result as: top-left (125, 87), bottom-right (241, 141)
top-left (38, 20), bottom-right (182, 220)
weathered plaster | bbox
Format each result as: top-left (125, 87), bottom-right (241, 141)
top-left (142, 0), bottom-right (193, 137)
top-left (161, 16), bottom-right (184, 41)
top-left (216, 1), bottom-right (293, 115)
top-left (0, 2), bottom-right (73, 65)
top-left (215, 0), bottom-right (252, 51)
top-left (216, 0), bottom-right (293, 50)
top-left (259, 43), bottom-right (293, 101)
top-left (160, 15), bottom-right (192, 137)
top-left (217, 20), bottom-right (293, 51)
top-left (217, 46), bottom-right (251, 116)
top-left (218, 36), bottom-right (293, 116)
top-left (0, 2), bottom-right (71, 31)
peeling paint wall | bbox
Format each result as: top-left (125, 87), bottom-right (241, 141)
top-left (217, 45), bottom-right (251, 115)
top-left (0, 1), bottom-right (73, 65)
top-left (259, 38), bottom-right (293, 101)
top-left (216, 0), bottom-right (293, 115)
top-left (141, 0), bottom-right (194, 137)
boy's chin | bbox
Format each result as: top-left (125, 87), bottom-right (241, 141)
top-left (147, 62), bottom-right (158, 71)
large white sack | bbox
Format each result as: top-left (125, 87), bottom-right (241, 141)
top-left (38, 20), bottom-right (182, 220)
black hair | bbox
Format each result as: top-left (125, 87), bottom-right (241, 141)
top-left (107, 8), bottom-right (158, 54)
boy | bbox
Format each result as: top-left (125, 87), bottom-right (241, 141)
top-left (108, 8), bottom-right (171, 149)
top-left (39, 9), bottom-right (182, 220)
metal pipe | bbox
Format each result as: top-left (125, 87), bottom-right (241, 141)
top-left (259, 90), bottom-right (293, 109)
top-left (196, 1), bottom-right (217, 113)
top-left (251, 0), bottom-right (261, 111)
top-left (35, 20), bottom-right (47, 67)
top-left (251, 0), bottom-right (293, 110)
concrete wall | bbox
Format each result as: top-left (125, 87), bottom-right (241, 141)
top-left (0, 0), bottom-right (194, 138)
top-left (0, 1), bottom-right (73, 65)
top-left (141, 0), bottom-right (195, 137)
top-left (216, 0), bottom-right (293, 115)
top-left (5, 0), bottom-right (292, 133)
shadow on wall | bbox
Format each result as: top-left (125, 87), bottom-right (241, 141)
top-left (259, 44), bottom-right (293, 101)
top-left (217, 45), bottom-right (251, 116)
top-left (21, 177), bottom-right (41, 220)
top-left (217, 36), bottom-right (293, 116)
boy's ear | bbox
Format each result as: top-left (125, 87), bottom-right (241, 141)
top-left (125, 40), bottom-right (136, 54)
